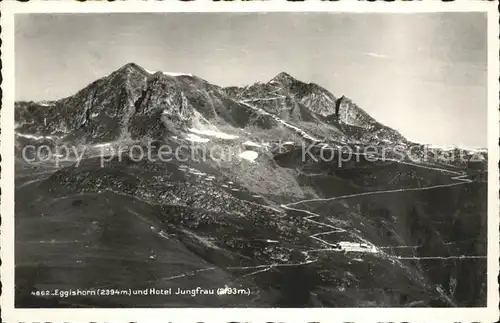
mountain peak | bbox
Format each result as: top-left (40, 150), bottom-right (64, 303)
top-left (113, 62), bottom-right (149, 77)
top-left (270, 71), bottom-right (297, 85)
top-left (120, 62), bottom-right (144, 71)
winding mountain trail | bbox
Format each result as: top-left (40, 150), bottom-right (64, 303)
top-left (283, 156), bottom-right (475, 255)
top-left (159, 157), bottom-right (483, 286)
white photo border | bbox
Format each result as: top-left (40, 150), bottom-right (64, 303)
top-left (1, 1), bottom-right (498, 322)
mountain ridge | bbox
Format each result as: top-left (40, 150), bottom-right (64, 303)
top-left (15, 62), bottom-right (404, 145)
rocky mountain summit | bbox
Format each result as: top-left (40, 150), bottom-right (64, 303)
top-left (15, 63), bottom-right (487, 308)
top-left (16, 63), bottom-right (405, 144)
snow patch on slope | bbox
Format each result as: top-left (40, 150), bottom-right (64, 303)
top-left (16, 133), bottom-right (57, 141)
top-left (189, 128), bottom-right (238, 140)
top-left (239, 100), bottom-right (319, 142)
top-left (163, 71), bottom-right (193, 77)
top-left (143, 68), bottom-right (192, 77)
top-left (93, 142), bottom-right (114, 149)
top-left (243, 141), bottom-right (263, 148)
top-left (238, 150), bottom-right (259, 162)
top-left (185, 133), bottom-right (210, 143)
top-left (36, 101), bottom-right (53, 107)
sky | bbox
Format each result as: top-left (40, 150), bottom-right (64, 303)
top-left (15, 13), bottom-right (488, 148)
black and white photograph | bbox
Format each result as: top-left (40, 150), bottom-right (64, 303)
top-left (1, 1), bottom-right (499, 322)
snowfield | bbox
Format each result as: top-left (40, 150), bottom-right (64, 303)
top-left (143, 68), bottom-right (193, 77)
top-left (162, 71), bottom-right (193, 77)
top-left (185, 133), bottom-right (210, 143)
top-left (243, 141), bottom-right (263, 148)
top-left (189, 128), bottom-right (238, 140)
top-left (16, 133), bottom-right (57, 141)
top-left (238, 150), bottom-right (259, 162)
